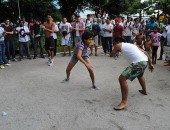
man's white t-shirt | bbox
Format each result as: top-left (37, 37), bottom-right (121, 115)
top-left (124, 21), bottom-right (133, 36)
top-left (53, 24), bottom-right (59, 39)
top-left (103, 23), bottom-right (113, 37)
top-left (59, 22), bottom-right (72, 39)
top-left (16, 26), bottom-right (30, 42)
top-left (121, 43), bottom-right (148, 64)
top-left (0, 27), bottom-right (5, 41)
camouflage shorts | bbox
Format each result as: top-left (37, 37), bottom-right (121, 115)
top-left (121, 61), bottom-right (148, 81)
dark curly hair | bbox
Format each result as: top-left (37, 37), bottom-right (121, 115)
top-left (113, 37), bottom-right (125, 43)
top-left (82, 31), bottom-right (94, 42)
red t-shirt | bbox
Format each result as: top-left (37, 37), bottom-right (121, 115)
top-left (29, 22), bottom-right (34, 34)
top-left (113, 25), bottom-right (124, 37)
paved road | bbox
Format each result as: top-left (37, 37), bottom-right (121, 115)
top-left (0, 49), bottom-right (170, 130)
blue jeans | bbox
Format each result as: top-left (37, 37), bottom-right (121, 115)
top-left (100, 36), bottom-right (105, 53)
top-left (104, 37), bottom-right (112, 53)
top-left (5, 40), bottom-right (16, 60)
top-left (19, 42), bottom-right (31, 58)
top-left (0, 41), bottom-right (8, 64)
top-left (34, 36), bottom-right (44, 57)
top-left (124, 36), bottom-right (132, 43)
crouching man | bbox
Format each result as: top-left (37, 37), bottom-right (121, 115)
top-left (110, 37), bottom-right (154, 110)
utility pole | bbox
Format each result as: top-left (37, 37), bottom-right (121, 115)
top-left (18, 0), bottom-right (21, 20)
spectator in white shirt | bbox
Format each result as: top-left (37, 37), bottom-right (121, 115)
top-left (16, 20), bottom-right (31, 60)
top-left (53, 22), bottom-right (59, 56)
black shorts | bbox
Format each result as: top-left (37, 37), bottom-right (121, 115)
top-left (45, 36), bottom-right (55, 50)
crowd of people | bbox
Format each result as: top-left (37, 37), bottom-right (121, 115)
top-left (0, 12), bottom-right (170, 110)
top-left (0, 13), bottom-right (170, 68)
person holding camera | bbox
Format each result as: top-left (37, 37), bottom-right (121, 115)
top-left (59, 17), bottom-right (72, 56)
top-left (16, 20), bottom-right (31, 61)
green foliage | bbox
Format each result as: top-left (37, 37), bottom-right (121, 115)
top-left (0, 0), bottom-right (169, 23)
top-left (0, 0), bottom-right (62, 23)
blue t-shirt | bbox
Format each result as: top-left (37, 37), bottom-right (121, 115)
top-left (147, 22), bottom-right (157, 30)
top-left (99, 23), bottom-right (105, 37)
top-left (74, 42), bottom-right (88, 57)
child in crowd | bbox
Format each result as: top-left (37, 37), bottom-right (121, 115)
top-left (144, 35), bottom-right (152, 59)
top-left (149, 26), bottom-right (161, 64)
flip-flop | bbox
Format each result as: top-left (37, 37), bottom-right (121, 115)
top-left (114, 105), bottom-right (127, 110)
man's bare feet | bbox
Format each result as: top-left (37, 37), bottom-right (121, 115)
top-left (139, 90), bottom-right (147, 95)
top-left (114, 102), bottom-right (128, 110)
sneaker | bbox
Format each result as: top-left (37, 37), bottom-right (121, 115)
top-left (0, 65), bottom-right (5, 69)
top-left (89, 53), bottom-right (93, 56)
top-left (48, 60), bottom-right (54, 66)
top-left (157, 57), bottom-right (162, 60)
top-left (33, 56), bottom-right (37, 59)
top-left (47, 57), bottom-right (51, 63)
top-left (92, 85), bottom-right (99, 90)
top-left (12, 58), bottom-right (18, 62)
top-left (8, 60), bottom-right (11, 64)
top-left (41, 55), bottom-right (45, 58)
top-left (62, 53), bottom-right (66, 56)
top-left (27, 57), bottom-right (32, 60)
top-left (4, 63), bottom-right (11, 66)
top-left (19, 57), bottom-right (23, 61)
top-left (114, 56), bottom-right (118, 60)
top-left (61, 78), bottom-right (69, 83)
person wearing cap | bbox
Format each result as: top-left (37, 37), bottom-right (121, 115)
top-left (110, 37), bottom-right (154, 110)
top-left (90, 19), bottom-right (101, 56)
top-left (103, 17), bottom-right (114, 54)
top-left (113, 17), bottom-right (124, 40)
top-left (124, 15), bottom-right (133, 43)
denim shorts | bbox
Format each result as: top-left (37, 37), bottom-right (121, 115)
top-left (70, 55), bottom-right (89, 63)
top-left (121, 61), bottom-right (148, 81)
